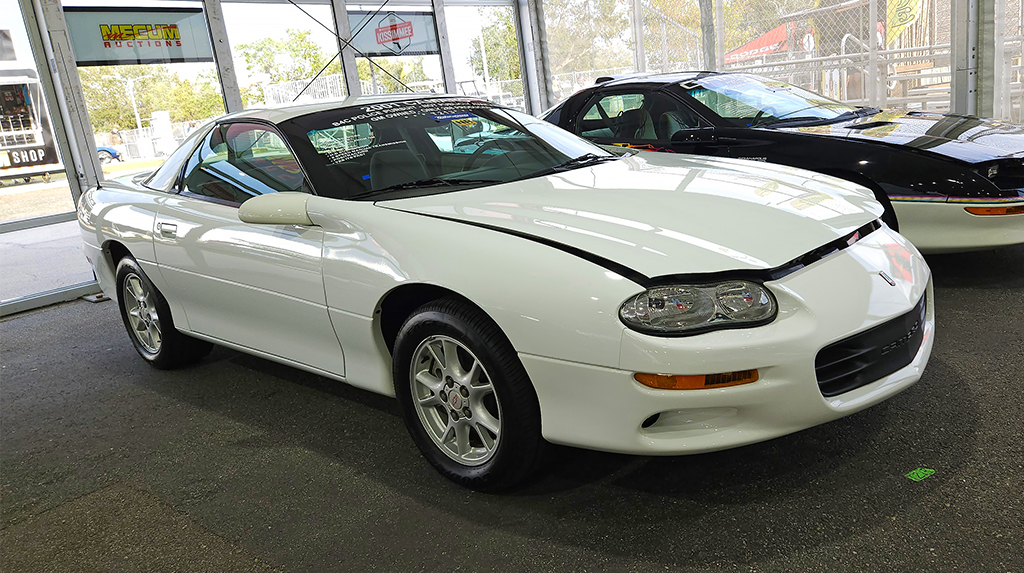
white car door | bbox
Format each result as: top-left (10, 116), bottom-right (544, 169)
top-left (152, 121), bottom-right (345, 376)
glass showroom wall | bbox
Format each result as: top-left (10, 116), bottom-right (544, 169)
top-left (543, 0), bottom-right (635, 102)
top-left (445, 1), bottom-right (525, 110)
top-left (222, 0), bottom-right (343, 106)
top-left (1, 0), bottom-right (94, 308)
top-left (347, 3), bottom-right (444, 96)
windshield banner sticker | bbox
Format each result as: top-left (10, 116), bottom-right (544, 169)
top-left (331, 100), bottom-right (494, 127)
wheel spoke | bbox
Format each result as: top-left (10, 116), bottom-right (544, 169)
top-left (415, 371), bottom-right (443, 394)
top-left (474, 424), bottom-right (496, 451)
top-left (454, 423), bottom-right (470, 455)
top-left (127, 277), bottom-right (144, 301)
top-left (149, 323), bottom-right (162, 348)
top-left (441, 340), bottom-right (461, 376)
top-left (417, 393), bottom-right (441, 407)
top-left (473, 405), bottom-right (500, 437)
top-left (463, 359), bottom-right (481, 385)
top-left (427, 343), bottom-right (445, 372)
top-left (440, 421), bottom-right (455, 446)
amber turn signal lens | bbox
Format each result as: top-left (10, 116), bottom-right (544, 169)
top-left (634, 369), bottom-right (759, 390)
top-left (964, 205), bottom-right (1024, 216)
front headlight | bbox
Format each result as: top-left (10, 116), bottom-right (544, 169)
top-left (619, 280), bottom-right (778, 336)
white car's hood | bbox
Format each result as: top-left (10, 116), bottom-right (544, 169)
top-left (381, 153), bottom-right (884, 278)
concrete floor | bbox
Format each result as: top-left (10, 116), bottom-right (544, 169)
top-left (2, 245), bottom-right (1022, 572)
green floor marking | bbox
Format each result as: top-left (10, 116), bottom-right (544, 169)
top-left (905, 467), bottom-right (936, 481)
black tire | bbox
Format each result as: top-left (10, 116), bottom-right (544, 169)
top-left (393, 297), bottom-right (547, 491)
top-left (115, 256), bottom-right (212, 369)
top-left (98, 150), bottom-right (114, 164)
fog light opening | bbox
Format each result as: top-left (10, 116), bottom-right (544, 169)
top-left (634, 369), bottom-right (759, 390)
top-left (641, 413), bottom-right (660, 428)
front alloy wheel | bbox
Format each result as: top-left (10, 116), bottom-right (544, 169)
top-left (393, 297), bottom-right (546, 491)
top-left (410, 335), bottom-right (502, 466)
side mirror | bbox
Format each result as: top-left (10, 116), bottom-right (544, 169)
top-left (671, 127), bottom-right (715, 143)
top-left (238, 192), bottom-right (314, 226)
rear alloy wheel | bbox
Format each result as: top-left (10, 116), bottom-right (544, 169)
top-left (393, 297), bottom-right (546, 491)
top-left (115, 256), bottom-right (212, 369)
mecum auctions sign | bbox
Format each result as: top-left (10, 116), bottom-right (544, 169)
top-left (63, 7), bottom-right (214, 66)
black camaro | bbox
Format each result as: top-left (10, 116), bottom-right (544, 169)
top-left (541, 72), bottom-right (1024, 253)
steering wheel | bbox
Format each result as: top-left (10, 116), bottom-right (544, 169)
top-left (464, 139), bottom-right (513, 170)
top-left (751, 105), bottom-right (781, 127)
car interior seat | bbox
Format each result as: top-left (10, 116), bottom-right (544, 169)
top-left (370, 149), bottom-right (427, 191)
top-left (614, 109), bottom-right (656, 140)
top-left (657, 110), bottom-right (700, 140)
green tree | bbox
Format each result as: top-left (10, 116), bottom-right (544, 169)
top-left (469, 8), bottom-right (521, 82)
top-left (356, 57), bottom-right (429, 93)
top-left (236, 28), bottom-right (342, 84)
top-left (543, 0), bottom-right (632, 75)
top-left (77, 64), bottom-right (224, 133)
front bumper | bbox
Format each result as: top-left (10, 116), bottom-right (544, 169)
top-left (524, 226), bottom-right (935, 455)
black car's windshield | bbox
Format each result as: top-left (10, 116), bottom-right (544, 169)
top-left (678, 74), bottom-right (862, 127)
top-left (277, 98), bottom-right (614, 200)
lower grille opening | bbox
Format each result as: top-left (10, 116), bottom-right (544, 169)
top-left (815, 292), bottom-right (927, 397)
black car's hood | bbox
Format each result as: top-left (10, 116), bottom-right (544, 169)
top-left (777, 110), bottom-right (1024, 164)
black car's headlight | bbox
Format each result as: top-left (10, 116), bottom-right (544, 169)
top-left (619, 281), bottom-right (778, 336)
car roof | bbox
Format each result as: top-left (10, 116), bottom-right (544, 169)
top-left (220, 93), bottom-right (483, 124)
top-left (593, 71), bottom-right (728, 87)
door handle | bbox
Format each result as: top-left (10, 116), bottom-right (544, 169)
top-left (157, 222), bottom-right (177, 237)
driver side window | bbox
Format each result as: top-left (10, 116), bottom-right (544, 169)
top-left (181, 122), bottom-right (307, 206)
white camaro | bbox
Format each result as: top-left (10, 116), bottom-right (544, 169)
top-left (78, 95), bottom-right (935, 490)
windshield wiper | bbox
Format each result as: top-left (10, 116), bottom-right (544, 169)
top-left (832, 107), bottom-right (881, 122)
top-left (348, 177), bottom-right (499, 199)
top-left (510, 153), bottom-right (620, 182)
top-left (756, 107), bottom-right (881, 128)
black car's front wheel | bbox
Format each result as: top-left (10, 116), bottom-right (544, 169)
top-left (393, 297), bottom-right (546, 491)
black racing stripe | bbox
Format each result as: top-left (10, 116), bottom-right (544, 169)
top-left (646, 219), bottom-right (883, 285)
top-left (392, 207), bottom-right (880, 288)
top-left (391, 210), bottom-right (651, 285)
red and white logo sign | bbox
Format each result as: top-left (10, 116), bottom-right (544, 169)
top-left (375, 12), bottom-right (413, 54)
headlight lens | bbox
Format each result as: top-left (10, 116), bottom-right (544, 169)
top-left (619, 281), bottom-right (777, 335)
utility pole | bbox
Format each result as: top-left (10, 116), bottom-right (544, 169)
top-left (478, 26), bottom-right (491, 97)
top-left (699, 0), bottom-right (715, 71)
top-left (104, 74), bottom-right (152, 131)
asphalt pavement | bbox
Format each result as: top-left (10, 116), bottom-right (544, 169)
top-left (2, 244), bottom-right (1022, 572)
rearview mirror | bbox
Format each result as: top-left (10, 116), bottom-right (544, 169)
top-left (238, 192), bottom-right (314, 226)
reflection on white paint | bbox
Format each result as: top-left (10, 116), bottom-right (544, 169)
top-left (200, 227), bottom-right (322, 260)
top-left (656, 228), bottom-right (770, 268)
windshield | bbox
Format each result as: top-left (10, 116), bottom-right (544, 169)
top-left (678, 74), bottom-right (861, 127)
top-left (277, 98), bottom-right (612, 200)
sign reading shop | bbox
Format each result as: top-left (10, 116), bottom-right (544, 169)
top-left (63, 7), bottom-right (214, 66)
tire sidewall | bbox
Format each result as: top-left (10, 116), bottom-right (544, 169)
top-left (393, 306), bottom-right (539, 489)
